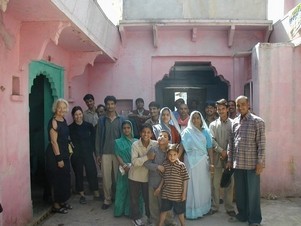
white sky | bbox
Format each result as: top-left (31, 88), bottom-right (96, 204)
top-left (97, 0), bottom-right (123, 25)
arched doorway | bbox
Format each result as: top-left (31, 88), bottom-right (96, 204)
top-left (29, 61), bottom-right (64, 212)
top-left (155, 62), bottom-right (229, 113)
top-left (29, 75), bottom-right (53, 196)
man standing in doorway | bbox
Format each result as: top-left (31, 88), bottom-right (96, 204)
top-left (227, 95), bottom-right (265, 226)
top-left (83, 94), bottom-right (99, 127)
top-left (178, 103), bottom-right (190, 131)
top-left (209, 99), bottom-right (235, 217)
top-left (95, 96), bottom-right (125, 210)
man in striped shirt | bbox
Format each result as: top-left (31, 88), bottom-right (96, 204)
top-left (227, 95), bottom-right (265, 226)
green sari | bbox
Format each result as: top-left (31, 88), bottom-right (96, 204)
top-left (114, 120), bottom-right (142, 217)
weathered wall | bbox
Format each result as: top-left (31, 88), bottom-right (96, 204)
top-left (69, 28), bottom-right (264, 110)
top-left (253, 43), bottom-right (301, 196)
top-left (123, 0), bottom-right (267, 20)
top-left (0, 12), bottom-right (32, 226)
top-left (51, 0), bottom-right (120, 60)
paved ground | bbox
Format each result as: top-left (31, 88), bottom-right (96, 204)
top-left (28, 195), bottom-right (301, 226)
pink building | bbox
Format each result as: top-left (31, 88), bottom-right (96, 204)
top-left (0, 0), bottom-right (300, 225)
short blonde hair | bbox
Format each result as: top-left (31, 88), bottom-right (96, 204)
top-left (52, 98), bottom-right (69, 113)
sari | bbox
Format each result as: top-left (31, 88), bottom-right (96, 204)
top-left (181, 111), bottom-right (213, 219)
top-left (152, 107), bottom-right (181, 144)
top-left (114, 120), bottom-right (141, 217)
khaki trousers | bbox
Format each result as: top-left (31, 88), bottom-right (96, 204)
top-left (212, 167), bottom-right (235, 212)
top-left (101, 154), bottom-right (118, 205)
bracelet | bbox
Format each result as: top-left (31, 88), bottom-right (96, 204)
top-left (55, 154), bottom-right (63, 162)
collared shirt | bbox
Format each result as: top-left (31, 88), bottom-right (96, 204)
top-left (228, 112), bottom-right (266, 170)
top-left (102, 116), bottom-right (121, 154)
top-left (128, 139), bottom-right (157, 183)
top-left (161, 159), bottom-right (189, 202)
top-left (95, 113), bottom-right (124, 156)
top-left (83, 109), bottom-right (98, 127)
top-left (209, 117), bottom-right (232, 167)
top-left (144, 145), bottom-right (167, 188)
top-left (145, 118), bottom-right (159, 126)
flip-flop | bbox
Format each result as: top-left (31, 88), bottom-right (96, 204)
top-left (52, 207), bottom-right (68, 214)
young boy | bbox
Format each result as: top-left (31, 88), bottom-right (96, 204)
top-left (155, 144), bottom-right (190, 226)
top-left (144, 130), bottom-right (172, 225)
top-left (128, 123), bottom-right (157, 226)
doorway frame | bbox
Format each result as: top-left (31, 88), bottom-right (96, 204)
top-left (29, 60), bottom-right (64, 98)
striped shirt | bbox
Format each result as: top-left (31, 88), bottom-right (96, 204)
top-left (228, 112), bottom-right (265, 170)
top-left (161, 159), bottom-right (189, 201)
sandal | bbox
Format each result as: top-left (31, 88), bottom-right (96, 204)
top-left (52, 207), bottom-right (68, 214)
top-left (61, 203), bottom-right (73, 210)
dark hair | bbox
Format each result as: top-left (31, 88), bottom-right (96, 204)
top-left (135, 98), bottom-right (144, 105)
top-left (148, 101), bottom-right (160, 109)
top-left (97, 104), bottom-right (106, 109)
top-left (83, 94), bottom-right (94, 101)
top-left (216, 99), bottom-right (228, 107)
top-left (104, 95), bottom-right (117, 104)
top-left (140, 123), bottom-right (153, 133)
top-left (167, 143), bottom-right (179, 153)
top-left (71, 106), bottom-right (83, 116)
top-left (228, 100), bottom-right (236, 105)
top-left (174, 98), bottom-right (185, 105)
top-left (159, 130), bottom-right (171, 141)
top-left (205, 101), bottom-right (216, 108)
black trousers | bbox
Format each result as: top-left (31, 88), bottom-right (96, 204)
top-left (71, 153), bottom-right (98, 192)
top-left (129, 179), bottom-right (150, 220)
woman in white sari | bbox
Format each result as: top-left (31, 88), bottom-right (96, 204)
top-left (181, 111), bottom-right (213, 219)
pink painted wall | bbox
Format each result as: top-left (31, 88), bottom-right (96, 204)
top-left (254, 43), bottom-right (301, 195)
top-left (1, 1), bottom-right (301, 225)
top-left (70, 29), bottom-right (264, 109)
top-left (0, 10), bottom-right (91, 226)
top-left (0, 13), bottom-right (32, 226)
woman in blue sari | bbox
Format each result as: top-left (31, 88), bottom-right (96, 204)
top-left (181, 111), bottom-right (213, 219)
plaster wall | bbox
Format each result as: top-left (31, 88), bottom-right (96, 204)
top-left (253, 43), bottom-right (301, 195)
top-left (0, 11), bottom-right (83, 225)
top-left (51, 0), bottom-right (120, 59)
top-left (269, 1), bottom-right (301, 43)
top-left (123, 0), bottom-right (267, 20)
top-left (69, 28), bottom-right (261, 110)
top-left (0, 13), bottom-right (32, 226)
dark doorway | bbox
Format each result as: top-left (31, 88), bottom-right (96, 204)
top-left (29, 74), bottom-right (54, 213)
top-left (156, 62), bottom-right (229, 113)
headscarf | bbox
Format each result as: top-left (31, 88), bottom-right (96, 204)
top-left (152, 107), bottom-right (181, 142)
top-left (114, 120), bottom-right (137, 164)
top-left (181, 111), bottom-right (211, 167)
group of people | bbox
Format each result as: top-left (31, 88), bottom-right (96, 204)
top-left (45, 94), bottom-right (265, 226)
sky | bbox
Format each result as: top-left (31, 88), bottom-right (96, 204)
top-left (97, 0), bottom-right (122, 25)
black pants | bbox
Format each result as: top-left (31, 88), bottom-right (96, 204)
top-left (129, 179), bottom-right (150, 220)
top-left (71, 154), bottom-right (98, 192)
